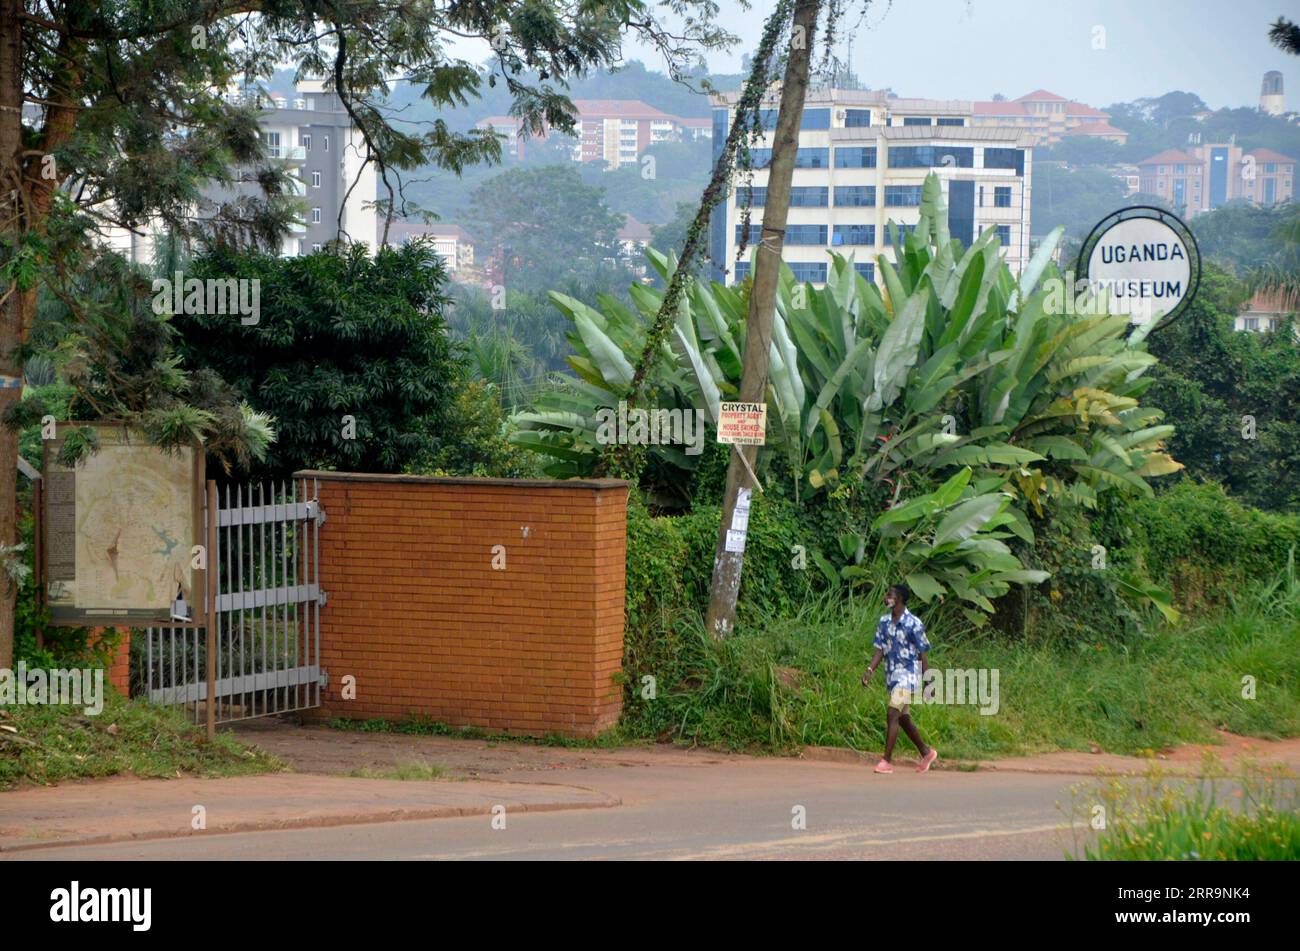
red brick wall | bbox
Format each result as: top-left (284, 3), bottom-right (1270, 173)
top-left (299, 472), bottom-right (628, 738)
top-left (89, 627), bottom-right (131, 697)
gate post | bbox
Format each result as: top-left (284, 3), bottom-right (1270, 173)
top-left (205, 480), bottom-right (217, 741)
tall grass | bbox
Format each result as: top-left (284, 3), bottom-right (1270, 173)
top-left (622, 564), bottom-right (1300, 759)
top-left (1067, 757), bottom-right (1300, 860)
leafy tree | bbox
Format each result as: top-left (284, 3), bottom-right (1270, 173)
top-left (648, 202), bottom-right (706, 281)
top-left (1031, 162), bottom-right (1127, 244)
top-left (1191, 201), bottom-right (1300, 275)
top-left (14, 252), bottom-right (275, 472)
top-left (1144, 267), bottom-right (1300, 512)
top-left (466, 165), bottom-right (628, 292)
top-left (172, 241), bottom-right (461, 481)
top-left (1040, 137), bottom-right (1125, 168)
top-left (1270, 16), bottom-right (1300, 55)
top-left (0, 0), bottom-right (734, 665)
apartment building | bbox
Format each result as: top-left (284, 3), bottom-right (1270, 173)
top-left (971, 90), bottom-right (1128, 146)
top-left (708, 89), bottom-right (1034, 287)
top-left (476, 100), bottom-right (710, 169)
top-left (386, 222), bottom-right (475, 274)
top-left (1136, 144), bottom-right (1296, 216)
top-left (103, 80), bottom-right (377, 262)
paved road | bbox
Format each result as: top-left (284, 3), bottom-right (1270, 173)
top-left (4, 755), bottom-right (1087, 860)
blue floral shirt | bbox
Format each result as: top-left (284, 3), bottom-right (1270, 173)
top-left (872, 609), bottom-right (930, 691)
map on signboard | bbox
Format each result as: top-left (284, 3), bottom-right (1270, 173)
top-left (44, 425), bottom-right (201, 624)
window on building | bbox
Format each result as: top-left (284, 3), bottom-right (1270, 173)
top-left (994, 186), bottom-right (1012, 207)
top-left (902, 117), bottom-right (932, 126)
top-left (789, 187), bottom-right (829, 207)
top-left (801, 109), bottom-right (830, 130)
top-left (323, 135), bottom-right (330, 152)
top-left (733, 262), bottom-right (750, 283)
top-left (1244, 317), bottom-right (1259, 331)
top-left (312, 243), bottom-right (322, 253)
top-left (262, 131), bottom-right (281, 159)
top-left (834, 185), bottom-right (876, 207)
top-left (832, 224), bottom-right (875, 246)
top-left (303, 133), bottom-right (312, 150)
top-left (741, 185), bottom-right (767, 207)
top-left (984, 148), bottom-right (1024, 173)
top-left (884, 185), bottom-right (923, 207)
top-left (979, 185), bottom-right (984, 207)
top-left (844, 109), bottom-right (871, 127)
top-left (937, 117), bottom-right (965, 126)
top-left (311, 207), bottom-right (322, 224)
top-left (854, 262), bottom-right (875, 281)
top-left (311, 170), bottom-right (321, 188)
top-left (786, 224), bottom-right (828, 245)
top-left (889, 145), bottom-right (974, 169)
top-left (735, 223), bottom-right (762, 245)
top-left (835, 146), bottom-right (877, 168)
top-left (747, 147), bottom-right (829, 168)
top-left (790, 262), bottom-right (828, 283)
top-left (1266, 163), bottom-right (1277, 173)
top-left (995, 225), bottom-right (1011, 244)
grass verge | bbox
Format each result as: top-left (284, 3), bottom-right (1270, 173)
top-left (0, 689), bottom-right (282, 789)
top-left (620, 569), bottom-right (1300, 759)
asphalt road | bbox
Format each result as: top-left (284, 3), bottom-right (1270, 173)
top-left (5, 755), bottom-right (1089, 860)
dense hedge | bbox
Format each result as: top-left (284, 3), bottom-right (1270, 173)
top-left (626, 477), bottom-right (1300, 657)
top-left (1100, 481), bottom-right (1300, 609)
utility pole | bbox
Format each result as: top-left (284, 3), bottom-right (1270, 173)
top-left (704, 0), bottom-right (822, 638)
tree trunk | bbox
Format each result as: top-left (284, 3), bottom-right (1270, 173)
top-left (0, 0), bottom-right (24, 668)
top-left (703, 0), bottom-right (821, 638)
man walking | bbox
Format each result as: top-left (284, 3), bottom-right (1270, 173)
top-left (862, 583), bottom-right (938, 774)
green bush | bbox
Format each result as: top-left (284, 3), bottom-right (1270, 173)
top-left (1100, 481), bottom-right (1300, 610)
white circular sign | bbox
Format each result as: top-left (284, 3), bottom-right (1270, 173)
top-left (1085, 216), bottom-right (1193, 324)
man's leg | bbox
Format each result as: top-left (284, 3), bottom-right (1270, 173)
top-left (884, 707), bottom-right (901, 761)
top-left (898, 713), bottom-right (929, 756)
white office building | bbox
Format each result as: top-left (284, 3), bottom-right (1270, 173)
top-left (708, 89), bottom-right (1034, 286)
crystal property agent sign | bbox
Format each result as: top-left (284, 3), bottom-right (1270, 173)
top-left (716, 402), bottom-right (767, 446)
top-left (1076, 206), bottom-right (1201, 331)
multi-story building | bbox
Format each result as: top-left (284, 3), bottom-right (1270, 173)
top-left (1136, 144), bottom-right (1296, 216)
top-left (972, 90), bottom-right (1128, 146)
top-left (708, 89), bottom-right (1034, 287)
top-left (386, 222), bottom-right (475, 274)
top-left (103, 80), bottom-right (376, 262)
top-left (475, 100), bottom-right (709, 170)
top-left (570, 99), bottom-right (681, 169)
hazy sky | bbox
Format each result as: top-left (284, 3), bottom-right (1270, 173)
top-left (623, 0), bottom-right (1300, 110)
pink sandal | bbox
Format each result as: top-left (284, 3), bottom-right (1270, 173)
top-left (917, 749), bottom-right (938, 773)
top-left (874, 759), bottom-right (894, 774)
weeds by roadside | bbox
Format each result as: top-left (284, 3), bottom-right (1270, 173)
top-left (1065, 755), bottom-right (1300, 860)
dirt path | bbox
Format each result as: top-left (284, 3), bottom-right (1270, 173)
top-left (233, 719), bottom-right (1300, 779)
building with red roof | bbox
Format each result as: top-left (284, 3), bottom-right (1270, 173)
top-left (1136, 144), bottom-right (1295, 216)
top-left (972, 90), bottom-right (1127, 145)
top-left (475, 101), bottom-right (710, 169)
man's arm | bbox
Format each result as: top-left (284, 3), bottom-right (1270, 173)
top-left (862, 648), bottom-right (884, 686)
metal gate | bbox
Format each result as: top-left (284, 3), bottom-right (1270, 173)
top-left (142, 477), bottom-right (326, 726)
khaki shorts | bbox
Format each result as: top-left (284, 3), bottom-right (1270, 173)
top-left (888, 686), bottom-right (913, 714)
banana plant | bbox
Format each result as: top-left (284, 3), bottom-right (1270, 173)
top-left (837, 467), bottom-right (1048, 626)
